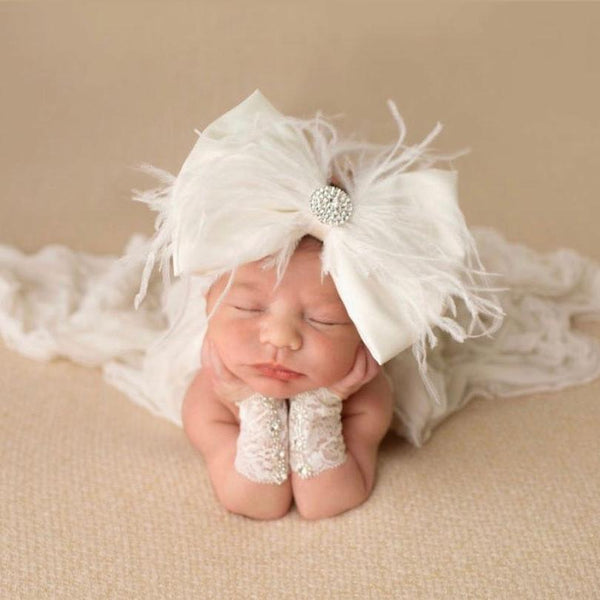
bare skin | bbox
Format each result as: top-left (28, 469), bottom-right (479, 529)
top-left (182, 236), bottom-right (394, 520)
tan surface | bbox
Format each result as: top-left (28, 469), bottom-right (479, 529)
top-left (1, 2), bottom-right (599, 598)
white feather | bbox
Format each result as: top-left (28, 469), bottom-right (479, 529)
top-left (132, 91), bottom-right (508, 404)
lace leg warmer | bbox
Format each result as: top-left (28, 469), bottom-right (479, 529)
top-left (234, 394), bottom-right (289, 485)
top-left (289, 388), bottom-right (347, 479)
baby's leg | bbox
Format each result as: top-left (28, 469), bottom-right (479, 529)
top-left (290, 374), bottom-right (394, 520)
top-left (182, 375), bottom-right (293, 520)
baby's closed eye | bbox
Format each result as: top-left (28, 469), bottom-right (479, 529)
top-left (307, 318), bottom-right (341, 326)
top-left (229, 303), bottom-right (349, 326)
top-left (232, 304), bottom-right (264, 312)
top-left (306, 314), bottom-right (352, 326)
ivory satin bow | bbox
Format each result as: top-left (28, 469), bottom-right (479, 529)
top-left (135, 89), bottom-right (505, 369)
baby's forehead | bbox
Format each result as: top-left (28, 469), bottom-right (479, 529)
top-left (233, 259), bottom-right (343, 304)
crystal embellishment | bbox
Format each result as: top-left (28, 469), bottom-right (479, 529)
top-left (234, 394), bottom-right (289, 485)
top-left (310, 185), bottom-right (353, 226)
top-left (289, 388), bottom-right (346, 479)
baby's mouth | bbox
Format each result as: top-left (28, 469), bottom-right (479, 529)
top-left (253, 363), bottom-right (304, 381)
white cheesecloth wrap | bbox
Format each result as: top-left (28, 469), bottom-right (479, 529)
top-left (1, 225), bottom-right (598, 447)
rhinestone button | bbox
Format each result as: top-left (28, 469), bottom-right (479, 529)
top-left (310, 185), bottom-right (353, 226)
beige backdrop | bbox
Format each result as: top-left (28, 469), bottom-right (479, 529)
top-left (1, 2), bottom-right (599, 599)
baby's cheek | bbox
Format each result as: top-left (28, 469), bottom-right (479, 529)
top-left (218, 321), bottom-right (256, 361)
top-left (309, 334), bottom-right (360, 383)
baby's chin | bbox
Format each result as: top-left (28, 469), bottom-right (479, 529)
top-left (245, 373), bottom-right (327, 399)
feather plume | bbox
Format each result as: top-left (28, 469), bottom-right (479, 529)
top-left (131, 90), bottom-right (508, 405)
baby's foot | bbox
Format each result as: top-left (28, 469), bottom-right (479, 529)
top-left (288, 388), bottom-right (346, 479)
top-left (234, 394), bottom-right (289, 485)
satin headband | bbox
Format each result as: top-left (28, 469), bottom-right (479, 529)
top-left (134, 89), bottom-right (505, 372)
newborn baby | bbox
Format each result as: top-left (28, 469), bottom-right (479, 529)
top-left (182, 235), bottom-right (394, 520)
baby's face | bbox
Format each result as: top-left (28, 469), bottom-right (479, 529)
top-left (204, 239), bottom-right (362, 399)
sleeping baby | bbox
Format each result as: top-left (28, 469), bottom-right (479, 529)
top-left (132, 89), bottom-right (503, 521)
top-left (182, 234), bottom-right (394, 520)
top-left (1, 90), bottom-right (591, 526)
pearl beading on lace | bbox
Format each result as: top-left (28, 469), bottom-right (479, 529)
top-left (310, 185), bottom-right (353, 226)
top-left (234, 394), bottom-right (289, 485)
top-left (289, 387), bottom-right (347, 479)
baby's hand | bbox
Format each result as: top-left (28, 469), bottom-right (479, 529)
top-left (201, 336), bottom-right (255, 405)
top-left (329, 343), bottom-right (380, 400)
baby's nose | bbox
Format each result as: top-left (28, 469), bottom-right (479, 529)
top-left (259, 315), bottom-right (302, 351)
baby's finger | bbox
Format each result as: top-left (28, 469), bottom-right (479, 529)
top-left (201, 336), bottom-right (213, 370)
top-left (209, 341), bottom-right (244, 386)
top-left (346, 343), bottom-right (368, 385)
top-left (364, 347), bottom-right (381, 382)
top-left (364, 345), bottom-right (379, 370)
top-left (357, 343), bottom-right (369, 375)
top-left (208, 340), bottom-right (227, 380)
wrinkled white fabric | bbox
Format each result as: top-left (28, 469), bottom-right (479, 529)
top-left (234, 394), bottom-right (289, 485)
top-left (0, 235), bottom-right (207, 426)
top-left (385, 226), bottom-right (600, 446)
top-left (0, 226), bottom-right (598, 446)
top-left (289, 388), bottom-right (346, 479)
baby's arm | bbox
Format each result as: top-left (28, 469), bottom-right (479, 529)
top-left (290, 364), bottom-right (394, 520)
top-left (182, 369), bottom-right (293, 520)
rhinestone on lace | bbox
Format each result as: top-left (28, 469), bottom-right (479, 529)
top-left (234, 394), bottom-right (289, 485)
top-left (298, 465), bottom-right (312, 478)
top-left (289, 388), bottom-right (346, 480)
top-left (310, 185), bottom-right (353, 226)
top-left (290, 399), bottom-right (312, 479)
top-left (263, 397), bottom-right (289, 485)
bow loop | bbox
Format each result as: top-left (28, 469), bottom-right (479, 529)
top-left (134, 89), bottom-right (505, 386)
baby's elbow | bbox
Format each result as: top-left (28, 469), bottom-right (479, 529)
top-left (226, 503), bottom-right (291, 521)
top-left (222, 492), bottom-right (292, 521)
top-left (296, 494), bottom-right (369, 521)
top-left (295, 480), bottom-right (370, 521)
top-left (295, 504), bottom-right (334, 521)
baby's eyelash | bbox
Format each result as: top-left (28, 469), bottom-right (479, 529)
top-left (308, 317), bottom-right (343, 326)
top-left (231, 305), bottom-right (346, 326)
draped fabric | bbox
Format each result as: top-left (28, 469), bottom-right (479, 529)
top-left (1, 226), bottom-right (598, 446)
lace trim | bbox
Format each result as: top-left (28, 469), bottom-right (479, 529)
top-left (234, 394), bottom-right (289, 485)
top-left (289, 387), bottom-right (346, 479)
